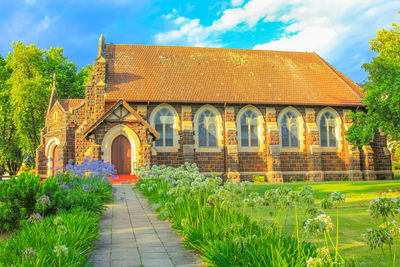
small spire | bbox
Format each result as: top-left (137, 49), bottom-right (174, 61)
top-left (98, 34), bottom-right (106, 58)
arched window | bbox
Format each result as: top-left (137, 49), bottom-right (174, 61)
top-left (198, 109), bottom-right (218, 147)
top-left (280, 111), bottom-right (299, 147)
top-left (319, 112), bottom-right (337, 147)
top-left (154, 108), bottom-right (174, 147)
top-left (239, 109), bottom-right (258, 147)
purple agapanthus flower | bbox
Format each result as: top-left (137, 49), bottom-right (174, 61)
top-left (120, 197), bottom-right (125, 201)
top-left (29, 213), bottom-right (43, 224)
top-left (113, 188), bottom-right (118, 194)
top-left (61, 184), bottom-right (70, 191)
top-left (82, 184), bottom-right (90, 193)
top-left (64, 158), bottom-right (116, 179)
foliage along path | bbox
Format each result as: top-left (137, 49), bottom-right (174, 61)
top-left (90, 184), bottom-right (203, 267)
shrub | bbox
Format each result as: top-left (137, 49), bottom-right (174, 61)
top-left (37, 177), bottom-right (70, 216)
top-left (56, 173), bottom-right (113, 213)
top-left (0, 208), bottom-right (99, 266)
top-left (392, 161), bottom-right (400, 170)
top-left (0, 173), bottom-right (41, 231)
top-left (252, 175), bottom-right (265, 183)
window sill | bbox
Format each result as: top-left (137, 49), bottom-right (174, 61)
top-left (238, 147), bottom-right (262, 153)
top-left (281, 147), bottom-right (302, 153)
top-left (321, 147), bottom-right (338, 153)
top-left (195, 147), bottom-right (222, 153)
top-left (153, 147), bottom-right (179, 153)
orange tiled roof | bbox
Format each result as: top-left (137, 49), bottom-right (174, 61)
top-left (58, 99), bottom-right (84, 111)
top-left (104, 44), bottom-right (364, 106)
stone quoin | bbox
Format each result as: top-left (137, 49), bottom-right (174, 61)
top-left (35, 35), bottom-right (393, 182)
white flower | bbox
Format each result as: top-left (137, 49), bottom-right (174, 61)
top-left (240, 181), bottom-right (252, 188)
top-left (54, 245), bottom-right (68, 257)
top-left (307, 257), bottom-right (323, 267)
top-left (330, 191), bottom-right (345, 202)
top-left (316, 247), bottom-right (330, 259)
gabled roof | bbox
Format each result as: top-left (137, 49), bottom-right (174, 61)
top-left (104, 44), bottom-right (364, 107)
top-left (83, 100), bottom-right (160, 139)
top-left (58, 99), bottom-right (84, 111)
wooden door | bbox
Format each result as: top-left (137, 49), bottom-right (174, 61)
top-left (52, 145), bottom-right (59, 176)
top-left (111, 135), bottom-right (131, 175)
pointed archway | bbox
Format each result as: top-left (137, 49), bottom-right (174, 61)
top-left (111, 135), bottom-right (131, 174)
top-left (102, 124), bottom-right (141, 174)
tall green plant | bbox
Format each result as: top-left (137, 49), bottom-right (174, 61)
top-left (136, 164), bottom-right (318, 266)
top-left (0, 209), bottom-right (99, 266)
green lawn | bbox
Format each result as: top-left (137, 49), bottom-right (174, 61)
top-left (248, 180), bottom-right (400, 267)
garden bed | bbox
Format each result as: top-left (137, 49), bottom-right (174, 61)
top-left (136, 164), bottom-right (319, 266)
top-left (136, 164), bottom-right (400, 267)
top-left (0, 159), bottom-right (115, 266)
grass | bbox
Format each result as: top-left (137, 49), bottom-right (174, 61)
top-left (248, 180), bottom-right (400, 267)
top-left (394, 170), bottom-right (400, 180)
top-left (0, 232), bottom-right (9, 243)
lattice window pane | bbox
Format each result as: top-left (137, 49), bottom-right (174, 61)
top-left (165, 123), bottom-right (173, 147)
top-left (290, 123), bottom-right (299, 147)
top-left (155, 124), bottom-right (163, 146)
top-left (320, 126), bottom-right (327, 147)
top-left (241, 124), bottom-right (249, 147)
top-left (199, 123), bottom-right (207, 147)
top-left (329, 125), bottom-right (337, 147)
top-left (282, 124), bottom-right (289, 147)
top-left (250, 125), bottom-right (258, 147)
top-left (208, 123), bottom-right (217, 147)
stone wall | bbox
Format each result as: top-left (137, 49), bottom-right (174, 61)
top-left (35, 40), bottom-right (393, 181)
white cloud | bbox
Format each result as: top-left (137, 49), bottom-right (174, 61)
top-left (253, 0), bottom-right (400, 61)
top-left (155, 0), bottom-right (289, 46)
top-left (231, 0), bottom-right (244, 7)
top-left (155, 0), bottom-right (400, 62)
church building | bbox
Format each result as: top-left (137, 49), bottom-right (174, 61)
top-left (35, 35), bottom-right (393, 182)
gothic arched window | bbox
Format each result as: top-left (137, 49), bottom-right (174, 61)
top-left (280, 111), bottom-right (299, 147)
top-left (154, 108), bottom-right (174, 147)
top-left (239, 109), bottom-right (258, 147)
top-left (198, 109), bottom-right (218, 147)
top-left (319, 112), bottom-right (337, 147)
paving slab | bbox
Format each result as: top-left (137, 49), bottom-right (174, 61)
top-left (90, 184), bottom-right (204, 267)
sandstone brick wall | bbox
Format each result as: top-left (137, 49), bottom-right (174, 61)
top-left (321, 152), bottom-right (346, 171)
top-left (35, 48), bottom-right (393, 181)
top-left (238, 152), bottom-right (267, 173)
top-left (280, 152), bottom-right (307, 172)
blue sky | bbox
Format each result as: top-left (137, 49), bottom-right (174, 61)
top-left (0, 0), bottom-right (399, 83)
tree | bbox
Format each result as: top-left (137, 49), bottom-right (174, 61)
top-left (44, 47), bottom-right (92, 99)
top-left (346, 15), bottom-right (400, 148)
top-left (0, 55), bottom-right (24, 176)
top-left (4, 42), bottom-right (92, 171)
top-left (6, 42), bottom-right (51, 169)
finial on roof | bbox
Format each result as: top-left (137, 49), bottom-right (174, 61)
top-left (98, 34), bottom-right (106, 59)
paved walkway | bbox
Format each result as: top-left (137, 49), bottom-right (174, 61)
top-left (90, 184), bottom-right (204, 267)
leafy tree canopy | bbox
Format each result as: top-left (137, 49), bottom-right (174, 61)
top-left (1, 41), bottom-right (91, 172)
top-left (347, 14), bottom-right (400, 149)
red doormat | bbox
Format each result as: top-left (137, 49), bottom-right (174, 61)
top-left (108, 175), bottom-right (141, 184)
